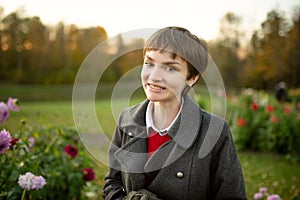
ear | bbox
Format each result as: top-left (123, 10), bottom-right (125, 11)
top-left (187, 74), bottom-right (200, 86)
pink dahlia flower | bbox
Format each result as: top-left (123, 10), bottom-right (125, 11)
top-left (7, 97), bottom-right (21, 112)
top-left (0, 129), bottom-right (12, 154)
top-left (0, 102), bottom-right (9, 125)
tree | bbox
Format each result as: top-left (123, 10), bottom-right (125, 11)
top-left (243, 10), bottom-right (290, 89)
top-left (286, 8), bottom-right (300, 88)
top-left (208, 12), bottom-right (244, 90)
top-left (0, 10), bottom-right (28, 82)
top-left (22, 16), bottom-right (49, 83)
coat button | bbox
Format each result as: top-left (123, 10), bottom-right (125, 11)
top-left (176, 172), bottom-right (184, 178)
top-left (128, 132), bottom-right (133, 137)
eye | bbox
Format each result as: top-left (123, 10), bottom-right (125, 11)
top-left (144, 61), bottom-right (154, 67)
top-left (165, 66), bottom-right (175, 71)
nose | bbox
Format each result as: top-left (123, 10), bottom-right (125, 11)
top-left (148, 66), bottom-right (163, 81)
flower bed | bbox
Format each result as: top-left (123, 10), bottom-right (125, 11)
top-left (227, 89), bottom-right (300, 157)
top-left (0, 98), bottom-right (99, 199)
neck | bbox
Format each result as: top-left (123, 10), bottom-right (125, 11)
top-left (152, 99), bottom-right (181, 130)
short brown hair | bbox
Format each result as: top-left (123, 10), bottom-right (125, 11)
top-left (144, 26), bottom-right (208, 80)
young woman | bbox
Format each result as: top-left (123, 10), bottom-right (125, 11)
top-left (103, 27), bottom-right (247, 200)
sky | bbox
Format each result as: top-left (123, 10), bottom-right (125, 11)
top-left (0, 0), bottom-right (299, 41)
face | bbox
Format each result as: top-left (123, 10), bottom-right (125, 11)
top-left (141, 50), bottom-right (197, 104)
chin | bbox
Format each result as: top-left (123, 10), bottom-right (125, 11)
top-left (146, 97), bottom-right (162, 102)
top-left (145, 94), bottom-right (164, 101)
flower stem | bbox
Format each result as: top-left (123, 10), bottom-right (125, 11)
top-left (21, 189), bottom-right (26, 200)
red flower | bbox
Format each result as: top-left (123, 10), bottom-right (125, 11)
top-left (10, 138), bottom-right (19, 147)
top-left (270, 116), bottom-right (280, 123)
top-left (284, 105), bottom-right (291, 115)
top-left (64, 145), bottom-right (78, 158)
top-left (266, 105), bottom-right (274, 113)
top-left (297, 101), bottom-right (300, 110)
top-left (251, 102), bottom-right (259, 111)
top-left (237, 118), bottom-right (247, 127)
top-left (82, 168), bottom-right (95, 181)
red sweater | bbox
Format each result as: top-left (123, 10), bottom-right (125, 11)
top-left (147, 129), bottom-right (171, 157)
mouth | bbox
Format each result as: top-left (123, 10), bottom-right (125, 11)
top-left (147, 83), bottom-right (166, 90)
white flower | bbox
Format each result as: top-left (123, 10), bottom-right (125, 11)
top-left (18, 172), bottom-right (46, 190)
top-left (33, 176), bottom-right (47, 189)
top-left (18, 172), bottom-right (35, 190)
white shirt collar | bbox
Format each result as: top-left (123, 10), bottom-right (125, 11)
top-left (146, 98), bottom-right (184, 136)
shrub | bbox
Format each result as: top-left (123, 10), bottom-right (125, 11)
top-left (228, 89), bottom-right (300, 156)
top-left (0, 98), bottom-right (99, 199)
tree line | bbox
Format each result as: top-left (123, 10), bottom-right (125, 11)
top-left (0, 7), bottom-right (299, 90)
top-left (0, 8), bottom-right (108, 84)
top-left (209, 9), bottom-right (300, 90)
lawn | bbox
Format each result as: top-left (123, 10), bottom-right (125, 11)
top-left (1, 99), bottom-right (299, 199)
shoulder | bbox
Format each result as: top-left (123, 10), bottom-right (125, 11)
top-left (119, 99), bottom-right (149, 118)
top-left (197, 109), bottom-right (232, 158)
top-left (118, 99), bottom-right (149, 127)
top-left (200, 110), bottom-right (229, 132)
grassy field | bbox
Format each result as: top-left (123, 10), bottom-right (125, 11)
top-left (1, 85), bottom-right (299, 199)
top-left (2, 101), bottom-right (299, 199)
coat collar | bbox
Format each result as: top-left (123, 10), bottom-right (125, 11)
top-left (114, 95), bottom-right (202, 175)
top-left (119, 95), bottom-right (201, 149)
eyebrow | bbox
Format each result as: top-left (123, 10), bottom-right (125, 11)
top-left (144, 55), bottom-right (181, 66)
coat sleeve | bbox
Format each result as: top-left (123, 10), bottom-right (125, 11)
top-left (103, 118), bottom-right (127, 200)
top-left (210, 122), bottom-right (247, 200)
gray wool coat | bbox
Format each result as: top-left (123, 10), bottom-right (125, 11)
top-left (103, 95), bottom-right (247, 200)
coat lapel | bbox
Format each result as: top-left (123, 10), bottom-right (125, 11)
top-left (168, 95), bottom-right (201, 148)
top-left (114, 95), bottom-right (202, 189)
top-left (114, 131), bottom-right (148, 173)
top-left (114, 132), bottom-right (148, 190)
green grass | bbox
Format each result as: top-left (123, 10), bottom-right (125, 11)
top-left (1, 99), bottom-right (299, 199)
top-left (0, 84), bottom-right (74, 102)
top-left (0, 83), bottom-right (147, 102)
top-left (239, 152), bottom-right (300, 200)
top-left (2, 100), bottom-right (122, 134)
